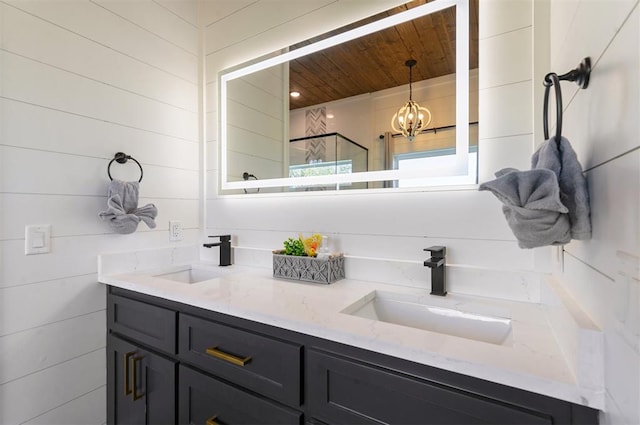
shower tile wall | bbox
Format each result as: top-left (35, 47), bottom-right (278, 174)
top-left (305, 107), bottom-right (327, 163)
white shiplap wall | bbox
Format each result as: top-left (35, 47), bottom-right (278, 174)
top-left (0, 1), bottom-right (199, 423)
top-left (226, 64), bottom-right (286, 183)
top-left (478, 0), bottom-right (534, 181)
top-left (204, 1), bottom-right (539, 279)
top-left (547, 1), bottom-right (640, 424)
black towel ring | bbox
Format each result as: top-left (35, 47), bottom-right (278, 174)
top-left (543, 57), bottom-right (591, 145)
top-left (242, 171), bottom-right (260, 194)
top-left (107, 152), bottom-right (144, 182)
top-left (543, 73), bottom-right (563, 143)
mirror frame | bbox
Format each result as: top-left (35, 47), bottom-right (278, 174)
top-left (220, 0), bottom-right (472, 192)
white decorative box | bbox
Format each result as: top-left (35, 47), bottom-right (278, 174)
top-left (272, 251), bottom-right (345, 284)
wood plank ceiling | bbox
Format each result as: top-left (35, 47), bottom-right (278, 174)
top-left (289, 0), bottom-right (478, 110)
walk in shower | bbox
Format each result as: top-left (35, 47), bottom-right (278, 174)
top-left (288, 132), bottom-right (368, 190)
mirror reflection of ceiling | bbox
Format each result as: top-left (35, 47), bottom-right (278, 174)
top-left (289, 0), bottom-right (478, 110)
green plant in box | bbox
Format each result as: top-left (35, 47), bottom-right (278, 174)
top-left (274, 234), bottom-right (344, 284)
top-left (283, 237), bottom-right (305, 256)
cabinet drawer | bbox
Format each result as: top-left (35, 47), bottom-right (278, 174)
top-left (108, 294), bottom-right (177, 354)
top-left (307, 350), bottom-right (552, 425)
top-left (179, 313), bottom-right (302, 406)
top-left (179, 365), bottom-right (302, 425)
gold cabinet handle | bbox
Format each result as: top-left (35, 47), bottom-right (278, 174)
top-left (205, 415), bottom-right (219, 425)
top-left (132, 355), bottom-right (145, 401)
top-left (124, 351), bottom-right (135, 396)
top-left (206, 346), bottom-right (251, 366)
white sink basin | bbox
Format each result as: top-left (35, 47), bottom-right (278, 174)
top-left (153, 265), bottom-right (228, 284)
top-left (342, 291), bottom-right (512, 345)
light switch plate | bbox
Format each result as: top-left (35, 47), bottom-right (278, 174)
top-left (25, 224), bottom-right (51, 255)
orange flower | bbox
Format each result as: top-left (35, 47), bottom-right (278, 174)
top-left (300, 233), bottom-right (322, 257)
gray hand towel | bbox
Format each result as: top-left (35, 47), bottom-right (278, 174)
top-left (99, 179), bottom-right (157, 234)
top-left (531, 137), bottom-right (591, 240)
top-left (479, 168), bottom-right (571, 248)
top-left (479, 136), bottom-right (591, 248)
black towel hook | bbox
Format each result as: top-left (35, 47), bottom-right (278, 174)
top-left (543, 57), bottom-right (591, 145)
top-left (107, 152), bottom-right (144, 182)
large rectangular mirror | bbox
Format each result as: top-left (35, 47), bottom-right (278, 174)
top-left (220, 0), bottom-right (477, 193)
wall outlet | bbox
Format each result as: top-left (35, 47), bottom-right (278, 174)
top-left (25, 224), bottom-right (51, 255)
top-left (169, 220), bottom-right (183, 241)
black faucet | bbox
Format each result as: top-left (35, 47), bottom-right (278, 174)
top-left (203, 235), bottom-right (232, 266)
top-left (424, 246), bottom-right (446, 296)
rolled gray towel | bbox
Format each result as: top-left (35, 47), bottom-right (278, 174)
top-left (479, 136), bottom-right (591, 248)
top-left (99, 180), bottom-right (157, 234)
top-left (479, 168), bottom-right (571, 249)
top-left (532, 137), bottom-right (591, 240)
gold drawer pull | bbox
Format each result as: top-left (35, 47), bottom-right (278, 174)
top-left (205, 415), bottom-right (219, 425)
top-left (206, 346), bottom-right (251, 366)
top-left (124, 351), bottom-right (135, 396)
top-left (132, 355), bottom-right (145, 401)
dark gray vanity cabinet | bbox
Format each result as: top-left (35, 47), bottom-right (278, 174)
top-left (178, 313), bottom-right (302, 407)
top-left (107, 286), bottom-right (599, 425)
top-left (107, 294), bottom-right (178, 424)
top-left (107, 288), bottom-right (304, 425)
top-left (307, 349), bottom-right (552, 424)
top-left (178, 365), bottom-right (302, 424)
top-left (107, 335), bottom-right (177, 424)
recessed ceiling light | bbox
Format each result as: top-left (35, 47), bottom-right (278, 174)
top-left (290, 91), bottom-right (301, 98)
top-left (327, 113), bottom-right (335, 119)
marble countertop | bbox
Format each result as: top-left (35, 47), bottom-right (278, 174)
top-left (99, 260), bottom-right (603, 410)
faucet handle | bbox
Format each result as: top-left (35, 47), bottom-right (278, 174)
top-left (424, 246), bottom-right (446, 258)
top-left (208, 235), bottom-right (231, 242)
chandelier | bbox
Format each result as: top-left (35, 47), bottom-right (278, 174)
top-left (391, 59), bottom-right (432, 141)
